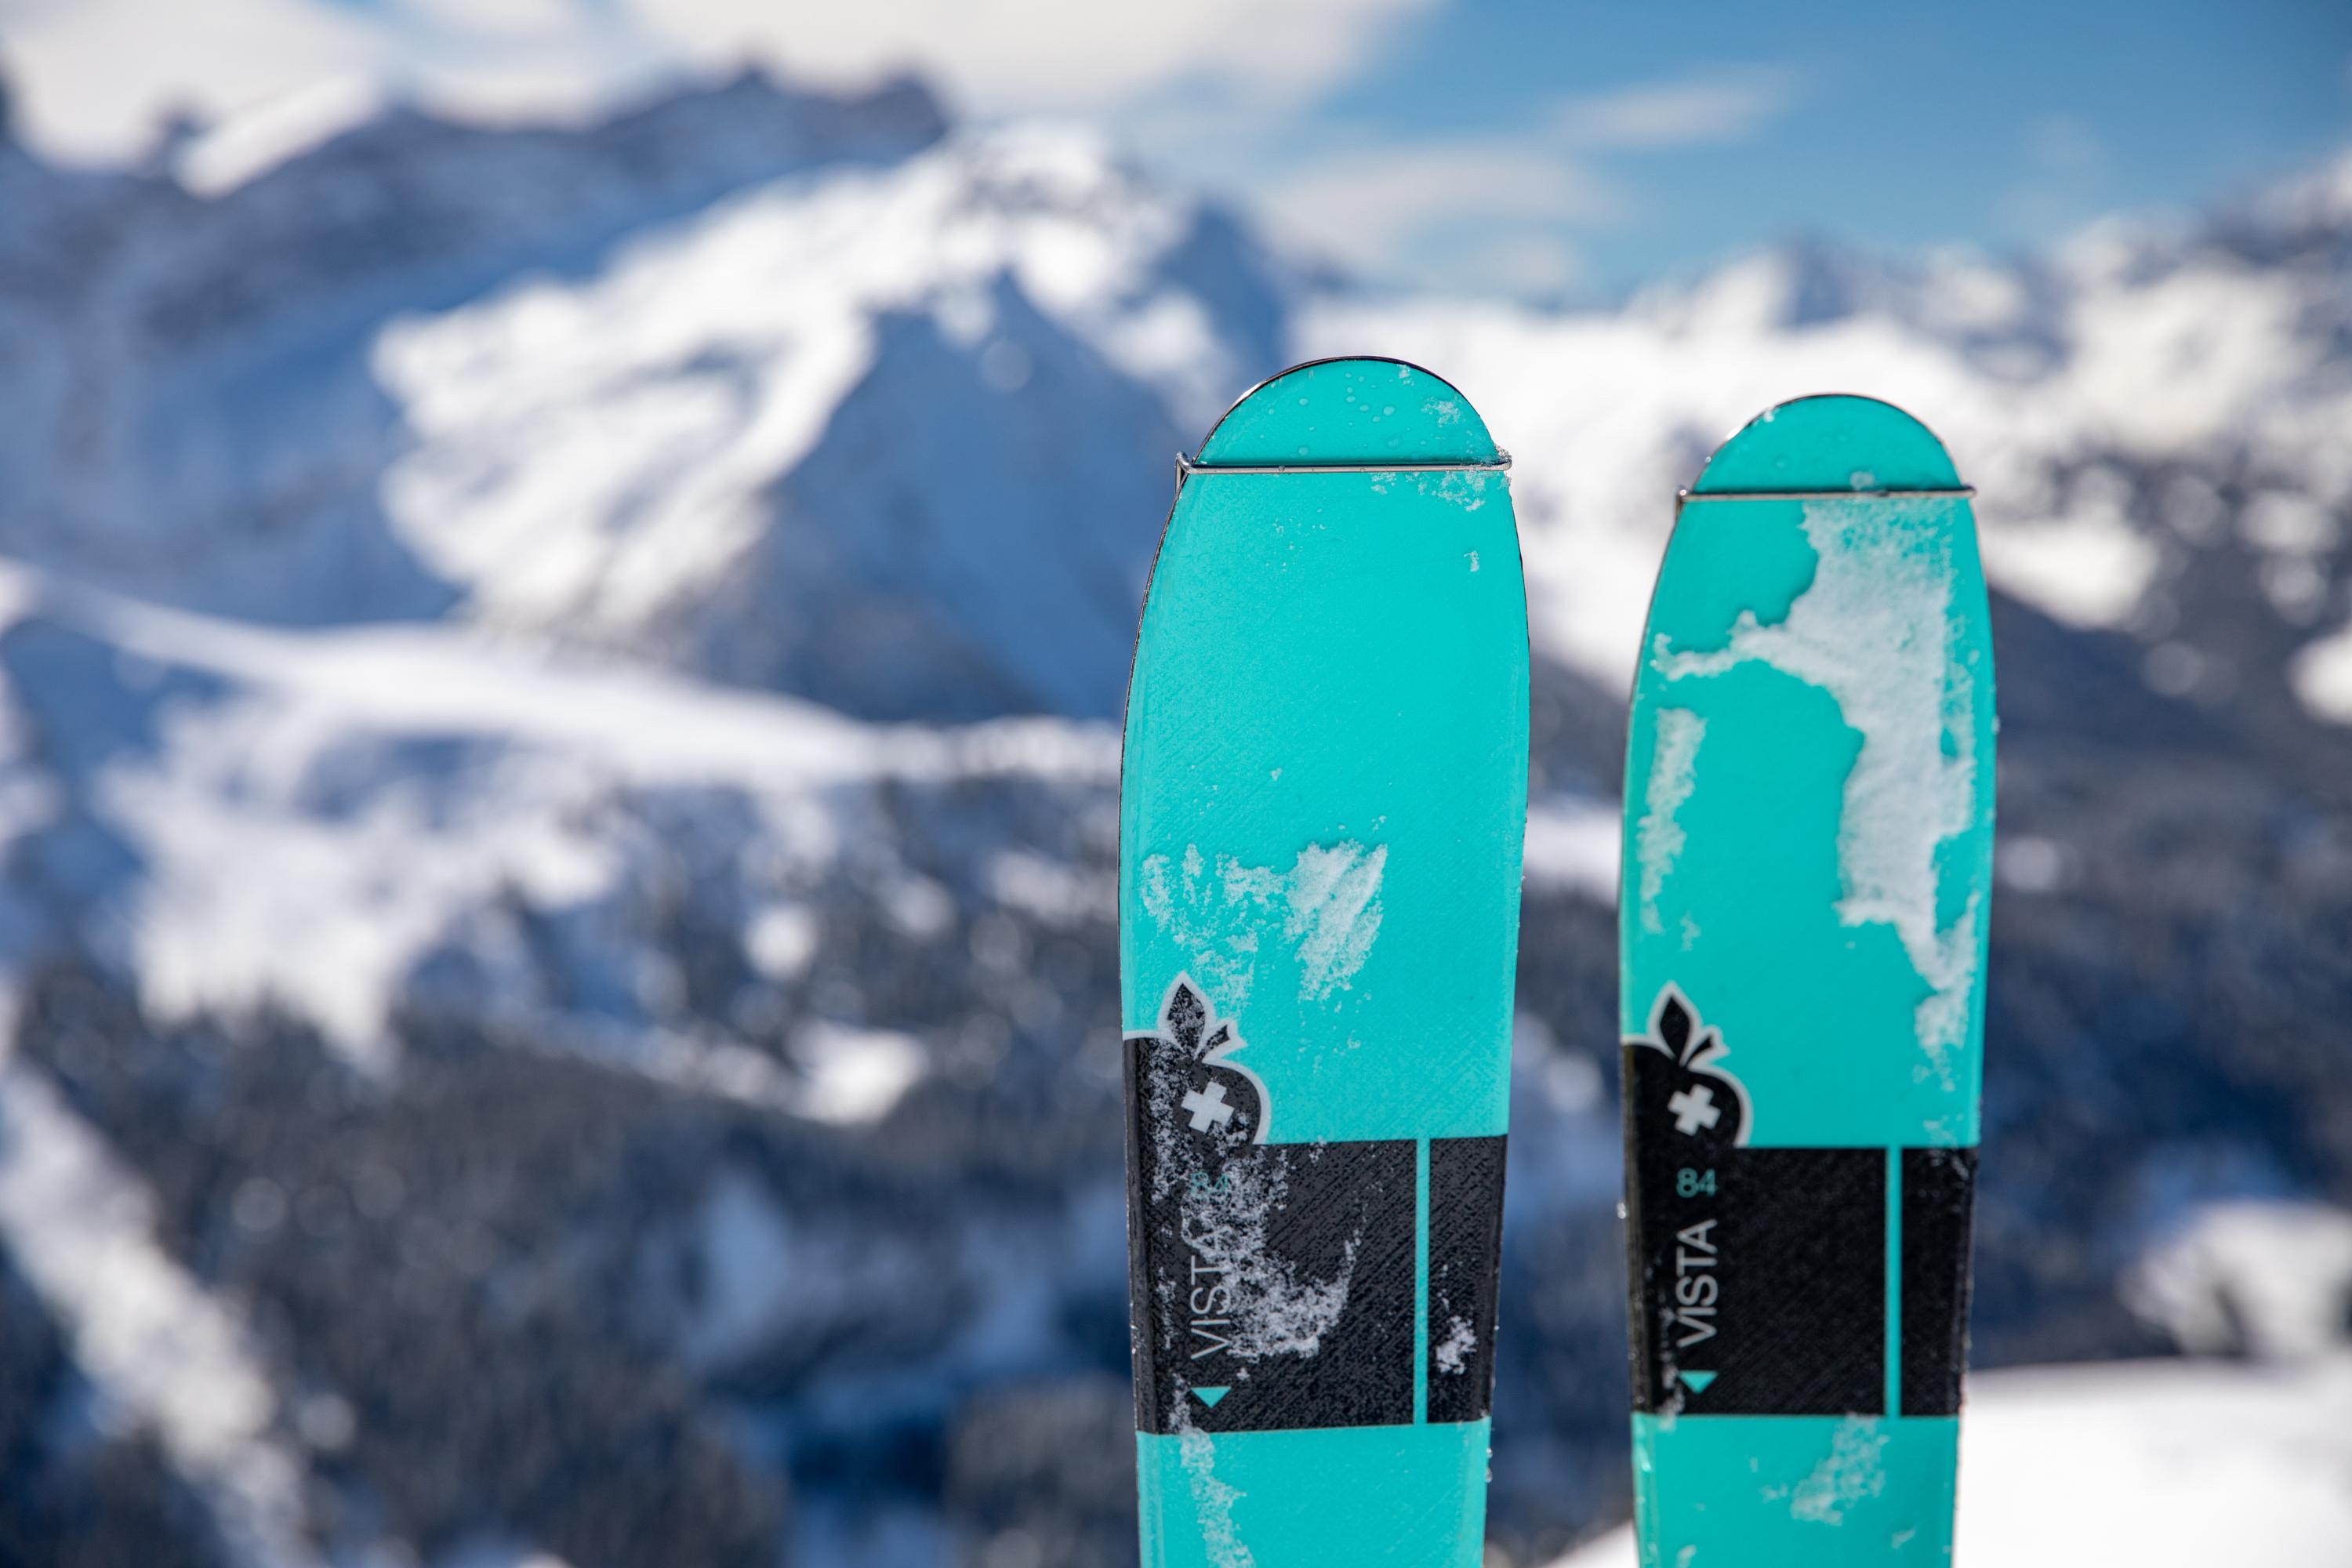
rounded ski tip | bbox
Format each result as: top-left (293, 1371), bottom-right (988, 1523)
top-left (1691, 393), bottom-right (1962, 495)
top-left (1194, 357), bottom-right (1500, 467)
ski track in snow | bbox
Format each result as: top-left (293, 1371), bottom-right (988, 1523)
top-left (31, 562), bottom-right (1116, 793)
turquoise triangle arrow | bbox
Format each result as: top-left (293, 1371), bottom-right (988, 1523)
top-left (1192, 1386), bottom-right (1230, 1408)
top-left (1678, 1371), bottom-right (1716, 1394)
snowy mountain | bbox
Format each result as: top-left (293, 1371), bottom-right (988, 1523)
top-left (0, 74), bottom-right (1287, 719)
top-left (371, 124), bottom-right (1288, 720)
top-left (0, 64), bottom-right (2347, 1568)
top-left (1311, 151), bottom-right (2352, 699)
top-left (0, 72), bottom-right (947, 622)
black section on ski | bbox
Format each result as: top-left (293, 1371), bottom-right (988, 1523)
top-left (1124, 1004), bottom-right (1507, 1434)
top-left (1625, 1044), bottom-right (1981, 1417)
top-left (1624, 1113), bottom-right (1886, 1415)
top-left (1123, 1005), bottom-right (1414, 1434)
top-left (1900, 1146), bottom-right (1977, 1417)
top-left (1425, 1137), bottom-right (1506, 1424)
top-left (1127, 1080), bottom-right (1414, 1430)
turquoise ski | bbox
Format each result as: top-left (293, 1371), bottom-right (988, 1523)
top-left (1618, 395), bottom-right (1995, 1565)
top-left (1120, 358), bottom-right (1528, 1566)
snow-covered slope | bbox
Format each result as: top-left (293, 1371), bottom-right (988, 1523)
top-left (1548, 1359), bottom-right (2352, 1568)
top-left (374, 125), bottom-right (1286, 718)
top-left (0, 79), bottom-right (1289, 720)
top-left (0, 72), bottom-right (948, 623)
top-left (0, 560), bottom-right (1112, 1059)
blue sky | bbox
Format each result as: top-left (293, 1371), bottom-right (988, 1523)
top-left (1165, 0), bottom-right (2352, 295)
top-left (2, 0), bottom-right (2347, 297)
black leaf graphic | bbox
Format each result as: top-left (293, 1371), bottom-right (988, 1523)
top-left (1631, 985), bottom-right (1751, 1147)
top-left (1142, 976), bottom-right (1268, 1152)
top-left (1164, 980), bottom-right (1207, 1057)
top-left (1657, 993), bottom-right (1692, 1058)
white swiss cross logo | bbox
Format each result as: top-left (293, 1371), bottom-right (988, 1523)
top-left (1668, 1083), bottom-right (1721, 1137)
top-left (1181, 1081), bottom-right (1237, 1133)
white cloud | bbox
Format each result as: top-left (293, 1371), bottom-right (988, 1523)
top-left (0, 0), bottom-right (386, 160)
top-left (1260, 65), bottom-right (1803, 294)
top-left (1477, 232), bottom-right (1588, 295)
top-left (1264, 143), bottom-right (1614, 277)
top-left (1548, 65), bottom-right (1800, 150)
top-left (402, 0), bottom-right (586, 35)
top-left (0, 0), bottom-right (1436, 161)
top-left (626, 0), bottom-right (1435, 112)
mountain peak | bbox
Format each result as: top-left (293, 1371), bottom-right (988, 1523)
top-left (1625, 233), bottom-right (2053, 358)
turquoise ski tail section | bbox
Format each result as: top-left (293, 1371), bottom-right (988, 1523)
top-left (1630, 1412), bottom-right (1961, 1565)
top-left (1620, 395), bottom-right (1994, 1566)
top-left (1121, 359), bottom-right (1527, 1566)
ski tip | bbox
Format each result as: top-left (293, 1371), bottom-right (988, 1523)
top-left (1192, 1385), bottom-right (1232, 1408)
top-left (1690, 393), bottom-right (1962, 497)
top-left (1193, 357), bottom-right (1500, 468)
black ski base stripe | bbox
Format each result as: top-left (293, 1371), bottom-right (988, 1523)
top-left (1124, 1028), bottom-right (1507, 1435)
top-left (1623, 1044), bottom-right (1977, 1418)
top-left (1900, 1145), bottom-right (1977, 1417)
top-left (1425, 1137), bottom-right (1505, 1425)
